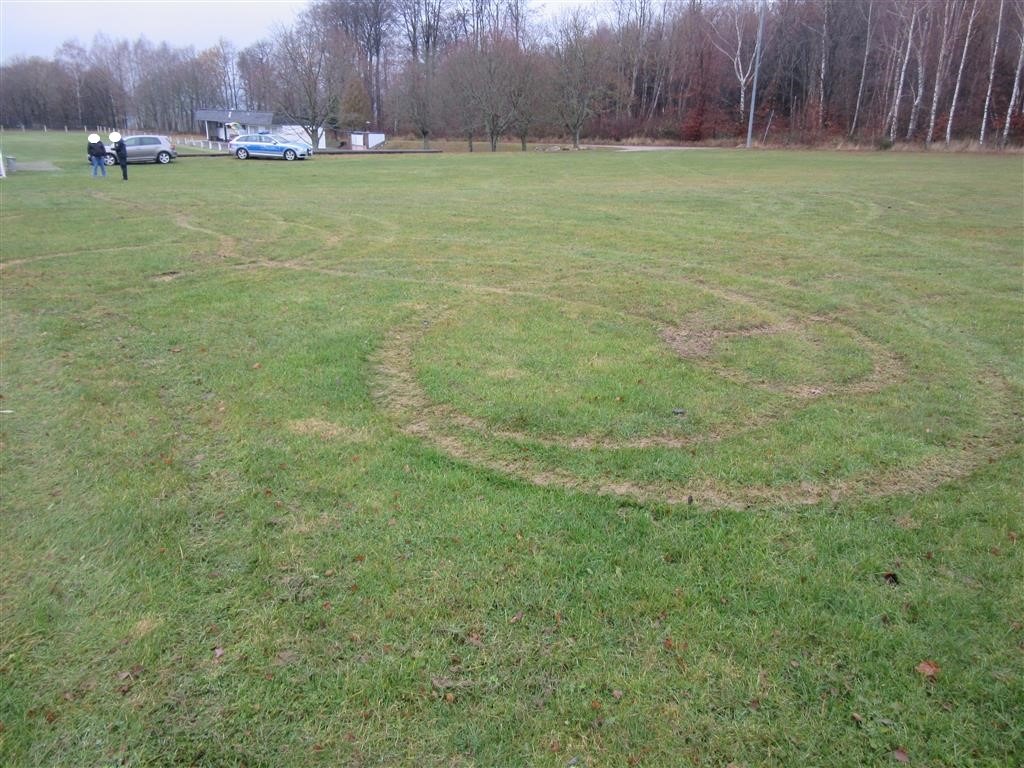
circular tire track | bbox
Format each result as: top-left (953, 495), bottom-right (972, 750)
top-left (369, 287), bottom-right (1018, 510)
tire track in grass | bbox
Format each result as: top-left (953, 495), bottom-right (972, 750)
top-left (233, 258), bottom-right (1017, 509)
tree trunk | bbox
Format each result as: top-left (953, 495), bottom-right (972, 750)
top-left (1003, 11), bottom-right (1024, 145)
top-left (980, 0), bottom-right (1006, 144)
top-left (849, 0), bottom-right (873, 138)
top-left (946, 0), bottom-right (980, 145)
top-left (889, 8), bottom-right (917, 141)
top-left (818, 0), bottom-right (829, 132)
top-left (926, 0), bottom-right (955, 146)
top-left (906, 15), bottom-right (929, 140)
top-left (746, 1), bottom-right (765, 148)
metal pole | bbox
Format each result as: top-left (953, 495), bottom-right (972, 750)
top-left (746, 0), bottom-right (766, 148)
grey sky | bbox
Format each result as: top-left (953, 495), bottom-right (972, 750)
top-left (0, 0), bottom-right (309, 63)
top-left (0, 0), bottom-right (599, 63)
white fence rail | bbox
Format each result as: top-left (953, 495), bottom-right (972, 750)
top-left (177, 138), bottom-right (228, 152)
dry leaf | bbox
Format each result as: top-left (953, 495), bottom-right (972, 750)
top-left (509, 611), bottom-right (524, 624)
top-left (915, 660), bottom-right (939, 680)
top-left (891, 748), bottom-right (910, 763)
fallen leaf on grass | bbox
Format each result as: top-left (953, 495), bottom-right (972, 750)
top-left (213, 647), bottom-right (225, 661)
top-left (116, 665), bottom-right (143, 681)
top-left (431, 676), bottom-right (473, 691)
top-left (612, 689), bottom-right (624, 701)
top-left (509, 611), bottom-right (524, 624)
top-left (891, 748), bottom-right (910, 763)
top-left (915, 660), bottom-right (939, 680)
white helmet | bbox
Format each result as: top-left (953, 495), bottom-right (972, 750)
top-left (88, 133), bottom-right (100, 143)
top-left (109, 131), bottom-right (122, 142)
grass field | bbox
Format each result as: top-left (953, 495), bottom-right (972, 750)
top-left (1, 132), bottom-right (1021, 767)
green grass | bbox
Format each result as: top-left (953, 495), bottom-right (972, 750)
top-left (1, 132), bottom-right (1022, 767)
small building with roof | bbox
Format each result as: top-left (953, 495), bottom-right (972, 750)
top-left (194, 109), bottom-right (327, 149)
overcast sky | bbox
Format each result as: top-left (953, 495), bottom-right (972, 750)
top-left (0, 0), bottom-right (310, 62)
top-left (0, 0), bottom-right (597, 63)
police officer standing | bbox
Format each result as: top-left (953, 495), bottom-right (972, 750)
top-left (110, 131), bottom-right (128, 181)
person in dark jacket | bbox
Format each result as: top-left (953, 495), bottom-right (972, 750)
top-left (110, 131), bottom-right (128, 180)
top-left (87, 133), bottom-right (107, 177)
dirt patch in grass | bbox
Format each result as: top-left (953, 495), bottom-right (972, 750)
top-left (660, 321), bottom-right (798, 359)
top-left (287, 418), bottom-right (375, 443)
top-left (660, 314), bottom-right (908, 399)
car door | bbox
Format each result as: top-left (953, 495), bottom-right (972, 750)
top-left (264, 137), bottom-right (286, 158)
top-left (250, 136), bottom-right (271, 157)
top-left (123, 137), bottom-right (143, 162)
top-left (238, 135), bottom-right (261, 156)
top-left (141, 137), bottom-right (162, 161)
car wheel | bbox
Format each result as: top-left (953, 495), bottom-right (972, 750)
top-left (103, 154), bottom-right (116, 166)
top-left (156, 151), bottom-right (171, 164)
top-left (283, 149), bottom-right (297, 161)
top-left (235, 148), bottom-right (249, 160)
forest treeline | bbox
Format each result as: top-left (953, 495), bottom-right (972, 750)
top-left (2, 0), bottom-right (1022, 149)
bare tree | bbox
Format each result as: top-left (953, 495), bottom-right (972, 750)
top-left (888, 3), bottom-right (918, 141)
top-left (980, 0), bottom-right (1006, 143)
top-left (56, 41), bottom-right (89, 127)
top-left (926, 0), bottom-right (958, 146)
top-left (273, 11), bottom-right (356, 146)
top-left (946, 0), bottom-right (980, 144)
top-left (314, 0), bottom-right (394, 124)
top-left (238, 41), bottom-right (279, 112)
top-left (906, 2), bottom-right (931, 140)
top-left (551, 9), bottom-right (613, 148)
top-left (849, 1), bottom-right (873, 137)
top-left (1003, 1), bottom-right (1024, 144)
top-left (708, 0), bottom-right (759, 125)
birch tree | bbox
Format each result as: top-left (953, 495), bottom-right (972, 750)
top-left (888, 4), bottom-right (917, 141)
top-left (946, 0), bottom-right (980, 144)
top-left (849, 0), bottom-right (872, 137)
top-left (980, 0), bottom-right (1005, 143)
top-left (817, 0), bottom-right (831, 131)
top-left (1003, 1), bottom-right (1024, 144)
top-left (552, 9), bottom-right (612, 148)
top-left (906, 3), bottom-right (931, 139)
top-left (708, 0), bottom-right (759, 125)
top-left (926, 0), bottom-right (957, 146)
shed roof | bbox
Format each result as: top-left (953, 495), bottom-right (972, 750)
top-left (195, 109), bottom-right (275, 124)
